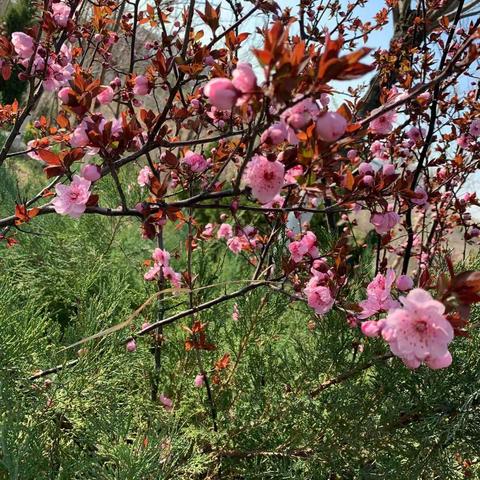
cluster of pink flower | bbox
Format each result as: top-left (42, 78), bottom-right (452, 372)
top-left (144, 248), bottom-right (181, 289)
top-left (11, 29), bottom-right (74, 92)
top-left (288, 230), bottom-right (319, 263)
top-left (361, 289), bottom-right (454, 369)
top-left (214, 222), bottom-right (259, 255)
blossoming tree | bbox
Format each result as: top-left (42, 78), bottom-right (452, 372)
top-left (1, 0), bottom-right (480, 414)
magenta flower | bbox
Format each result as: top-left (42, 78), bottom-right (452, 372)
top-left (152, 248), bottom-right (170, 266)
top-left (52, 175), bottom-right (91, 218)
top-left (52, 2), bottom-right (71, 27)
top-left (358, 269), bottom-right (400, 319)
top-left (11, 32), bottom-right (34, 59)
top-left (245, 155), bottom-right (284, 204)
top-left (370, 211), bottom-right (400, 235)
top-left (362, 289), bottom-right (454, 370)
top-left (315, 112), bottom-right (347, 142)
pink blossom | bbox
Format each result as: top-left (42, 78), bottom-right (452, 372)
top-left (202, 223), bottom-right (215, 238)
top-left (70, 122), bottom-right (89, 148)
top-left (204, 78), bottom-right (239, 110)
top-left (305, 285), bottom-right (334, 315)
top-left (245, 155), bottom-right (284, 204)
top-left (52, 2), bottom-right (70, 27)
top-left (370, 109), bottom-right (397, 135)
top-left (364, 289), bottom-right (454, 369)
top-left (144, 263), bottom-right (161, 281)
top-left (370, 211), bottom-right (400, 235)
top-left (194, 374), bottom-right (205, 388)
top-left (137, 166), bottom-right (153, 187)
top-left (227, 236), bottom-right (243, 254)
top-left (159, 394), bottom-right (173, 410)
top-left (285, 165), bottom-right (304, 184)
top-left (126, 339), bottom-right (137, 352)
top-left (315, 112), bottom-right (347, 142)
top-left (406, 126), bottom-right (425, 143)
top-left (411, 186), bottom-right (428, 206)
top-left (281, 98), bottom-right (319, 130)
top-left (370, 140), bottom-right (389, 160)
top-left (396, 275), bottom-right (414, 291)
top-left (260, 122), bottom-right (288, 145)
top-left (183, 151), bottom-right (209, 173)
top-left (358, 269), bottom-right (400, 319)
top-left (97, 86), bottom-right (114, 105)
top-left (358, 162), bottom-right (373, 175)
top-left (133, 75), bottom-right (150, 96)
top-left (469, 119), bottom-right (480, 137)
top-left (288, 231), bottom-right (319, 262)
top-left (11, 32), bottom-right (34, 59)
top-left (81, 164), bottom-right (101, 182)
top-left (163, 266), bottom-right (181, 289)
top-left (217, 223), bottom-right (233, 239)
top-left (231, 63), bottom-right (257, 102)
top-left (52, 175), bottom-right (91, 218)
top-left (152, 248), bottom-right (170, 266)
top-left (58, 87), bottom-right (70, 103)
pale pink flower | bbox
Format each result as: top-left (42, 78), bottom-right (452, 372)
top-left (163, 265), bottom-right (181, 289)
top-left (126, 339), bottom-right (137, 352)
top-left (406, 126), bottom-right (425, 143)
top-left (194, 374), bottom-right (205, 388)
top-left (11, 32), bottom-right (34, 59)
top-left (411, 186), bottom-right (428, 206)
top-left (204, 78), bottom-right (239, 110)
top-left (227, 236), bottom-right (243, 254)
top-left (469, 119), bottom-right (480, 137)
top-left (144, 263), bottom-right (161, 281)
top-left (396, 274), bottom-right (414, 291)
top-left (284, 165), bottom-right (304, 184)
top-left (370, 140), bottom-right (389, 160)
top-left (133, 75), bottom-right (150, 96)
top-left (245, 155), bottom-right (284, 204)
top-left (231, 63), bottom-right (257, 103)
top-left (97, 86), bottom-right (114, 105)
top-left (159, 394), bottom-right (173, 411)
top-left (289, 231), bottom-right (319, 262)
top-left (52, 2), bottom-right (70, 27)
top-left (202, 223), bottom-right (215, 238)
top-left (370, 211), bottom-right (400, 235)
top-left (58, 87), bottom-right (70, 103)
top-left (260, 122), bottom-right (288, 145)
top-left (70, 121), bottom-right (89, 147)
top-left (137, 166), bottom-right (153, 187)
top-left (363, 289), bottom-right (454, 369)
top-left (305, 285), bottom-right (334, 315)
top-left (370, 109), bottom-right (397, 135)
top-left (52, 175), bottom-right (91, 218)
top-left (81, 164), bottom-right (101, 182)
top-left (358, 269), bottom-right (400, 319)
top-left (183, 151), bottom-right (209, 173)
top-left (315, 112), bottom-right (347, 142)
top-left (152, 248), bottom-right (170, 266)
top-left (217, 223), bottom-right (233, 239)
top-left (281, 98), bottom-right (319, 130)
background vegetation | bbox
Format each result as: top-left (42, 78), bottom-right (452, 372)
top-left (1, 160), bottom-right (479, 479)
